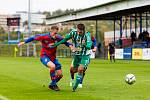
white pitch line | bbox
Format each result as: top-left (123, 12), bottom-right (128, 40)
top-left (0, 95), bottom-right (10, 100)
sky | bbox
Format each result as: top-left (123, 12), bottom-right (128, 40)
top-left (0, 0), bottom-right (114, 14)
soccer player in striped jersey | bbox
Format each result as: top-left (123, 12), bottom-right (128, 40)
top-left (51, 24), bottom-right (92, 92)
top-left (18, 26), bottom-right (73, 91)
top-left (69, 35), bottom-right (97, 88)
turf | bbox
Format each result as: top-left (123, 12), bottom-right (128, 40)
top-left (0, 57), bottom-right (150, 100)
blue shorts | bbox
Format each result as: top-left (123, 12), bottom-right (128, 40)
top-left (40, 56), bottom-right (61, 70)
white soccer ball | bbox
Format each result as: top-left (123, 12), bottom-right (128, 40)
top-left (125, 74), bottom-right (136, 85)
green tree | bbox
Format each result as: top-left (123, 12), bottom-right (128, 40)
top-left (0, 26), bottom-right (5, 33)
top-left (43, 11), bottom-right (51, 17)
top-left (52, 9), bottom-right (64, 16)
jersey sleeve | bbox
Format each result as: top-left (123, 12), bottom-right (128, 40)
top-left (24, 34), bottom-right (44, 43)
top-left (91, 36), bottom-right (97, 47)
top-left (56, 34), bottom-right (73, 47)
top-left (24, 36), bottom-right (35, 43)
top-left (85, 32), bottom-right (92, 49)
top-left (53, 31), bottom-right (73, 47)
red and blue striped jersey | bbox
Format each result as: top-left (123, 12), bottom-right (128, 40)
top-left (25, 33), bottom-right (72, 61)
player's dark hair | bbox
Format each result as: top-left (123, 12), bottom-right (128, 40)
top-left (51, 26), bottom-right (59, 30)
top-left (77, 24), bottom-right (85, 31)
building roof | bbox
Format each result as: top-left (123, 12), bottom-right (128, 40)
top-left (46, 0), bottom-right (150, 25)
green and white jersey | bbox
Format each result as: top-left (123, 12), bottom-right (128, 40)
top-left (54, 29), bottom-right (92, 56)
top-left (69, 29), bottom-right (92, 55)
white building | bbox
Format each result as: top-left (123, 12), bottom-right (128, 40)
top-left (0, 12), bottom-right (47, 33)
top-left (16, 11), bottom-right (46, 24)
top-left (16, 11), bottom-right (46, 32)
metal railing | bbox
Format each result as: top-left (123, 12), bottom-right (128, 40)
top-left (0, 44), bottom-right (72, 58)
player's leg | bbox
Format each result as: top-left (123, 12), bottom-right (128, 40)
top-left (55, 70), bottom-right (63, 82)
top-left (70, 59), bottom-right (78, 79)
top-left (71, 55), bottom-right (80, 91)
top-left (54, 59), bottom-right (63, 83)
top-left (70, 60), bottom-right (74, 81)
top-left (70, 65), bottom-right (78, 86)
top-left (78, 69), bottom-right (86, 88)
top-left (40, 56), bottom-right (58, 91)
top-left (50, 59), bottom-right (63, 91)
top-left (110, 53), bottom-right (112, 62)
top-left (70, 66), bottom-right (78, 86)
top-left (72, 64), bottom-right (84, 92)
top-left (69, 67), bottom-right (74, 86)
top-left (72, 55), bottom-right (89, 92)
top-left (112, 53), bottom-right (115, 62)
top-left (70, 65), bottom-right (74, 80)
top-left (79, 58), bottom-right (89, 88)
top-left (69, 60), bottom-right (75, 86)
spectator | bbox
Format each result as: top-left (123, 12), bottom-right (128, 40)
top-left (108, 43), bottom-right (115, 62)
top-left (130, 31), bottom-right (137, 45)
top-left (143, 30), bottom-right (149, 41)
top-left (97, 42), bottom-right (101, 53)
top-left (138, 32), bottom-right (144, 41)
top-left (143, 30), bottom-right (149, 37)
top-left (118, 38), bottom-right (122, 48)
top-left (143, 30), bottom-right (150, 47)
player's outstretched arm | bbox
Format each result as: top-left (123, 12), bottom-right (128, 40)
top-left (53, 32), bottom-right (72, 47)
top-left (55, 35), bottom-right (74, 52)
top-left (56, 34), bottom-right (73, 47)
top-left (18, 34), bottom-right (44, 47)
top-left (18, 36), bottom-right (35, 47)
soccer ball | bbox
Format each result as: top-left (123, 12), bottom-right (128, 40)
top-left (125, 74), bottom-right (136, 85)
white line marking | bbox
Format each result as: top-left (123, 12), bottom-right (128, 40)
top-left (0, 95), bottom-right (10, 100)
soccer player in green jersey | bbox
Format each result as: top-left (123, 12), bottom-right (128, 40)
top-left (69, 35), bottom-right (97, 88)
top-left (51, 24), bottom-right (92, 92)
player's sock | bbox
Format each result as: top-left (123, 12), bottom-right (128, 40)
top-left (70, 67), bottom-right (74, 86)
top-left (56, 75), bottom-right (63, 83)
top-left (110, 55), bottom-right (112, 62)
top-left (73, 73), bottom-right (82, 91)
top-left (70, 67), bottom-right (74, 80)
top-left (79, 72), bottom-right (85, 84)
top-left (50, 69), bottom-right (56, 86)
top-left (113, 56), bottom-right (115, 62)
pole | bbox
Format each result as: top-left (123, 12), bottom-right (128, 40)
top-left (126, 17), bottom-right (128, 38)
top-left (95, 20), bottom-right (98, 42)
top-left (18, 18), bottom-right (20, 42)
top-left (130, 15), bottom-right (132, 34)
top-left (28, 0), bottom-right (31, 35)
top-left (120, 17), bottom-right (122, 38)
top-left (140, 13), bottom-right (142, 33)
top-left (8, 26), bottom-right (10, 44)
top-left (146, 12), bottom-right (148, 31)
top-left (27, 0), bottom-right (31, 57)
top-left (135, 13), bottom-right (137, 34)
top-left (114, 19), bottom-right (116, 45)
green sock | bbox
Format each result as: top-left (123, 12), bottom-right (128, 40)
top-left (73, 73), bottom-right (82, 90)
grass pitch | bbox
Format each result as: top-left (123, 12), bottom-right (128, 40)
top-left (0, 57), bottom-right (150, 100)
